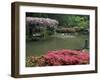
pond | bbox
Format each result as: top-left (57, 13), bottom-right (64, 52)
top-left (26, 34), bottom-right (89, 57)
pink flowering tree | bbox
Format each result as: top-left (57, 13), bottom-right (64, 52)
top-left (26, 17), bottom-right (59, 39)
top-left (26, 17), bottom-right (59, 27)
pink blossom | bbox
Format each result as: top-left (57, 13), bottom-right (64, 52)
top-left (26, 49), bottom-right (89, 67)
top-left (43, 49), bottom-right (89, 66)
top-left (26, 17), bottom-right (59, 27)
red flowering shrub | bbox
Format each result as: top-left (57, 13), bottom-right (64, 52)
top-left (44, 49), bottom-right (89, 66)
top-left (26, 49), bottom-right (89, 67)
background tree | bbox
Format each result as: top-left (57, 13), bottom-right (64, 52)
top-left (26, 12), bottom-right (89, 30)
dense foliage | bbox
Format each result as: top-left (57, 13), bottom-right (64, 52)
top-left (26, 12), bottom-right (89, 29)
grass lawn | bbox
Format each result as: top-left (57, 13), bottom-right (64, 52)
top-left (26, 34), bottom-right (89, 57)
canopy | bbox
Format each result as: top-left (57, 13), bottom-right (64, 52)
top-left (26, 17), bottom-right (59, 27)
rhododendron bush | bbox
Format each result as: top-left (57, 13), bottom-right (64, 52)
top-left (26, 49), bottom-right (89, 67)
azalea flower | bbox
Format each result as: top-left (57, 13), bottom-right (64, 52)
top-left (26, 49), bottom-right (89, 67)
